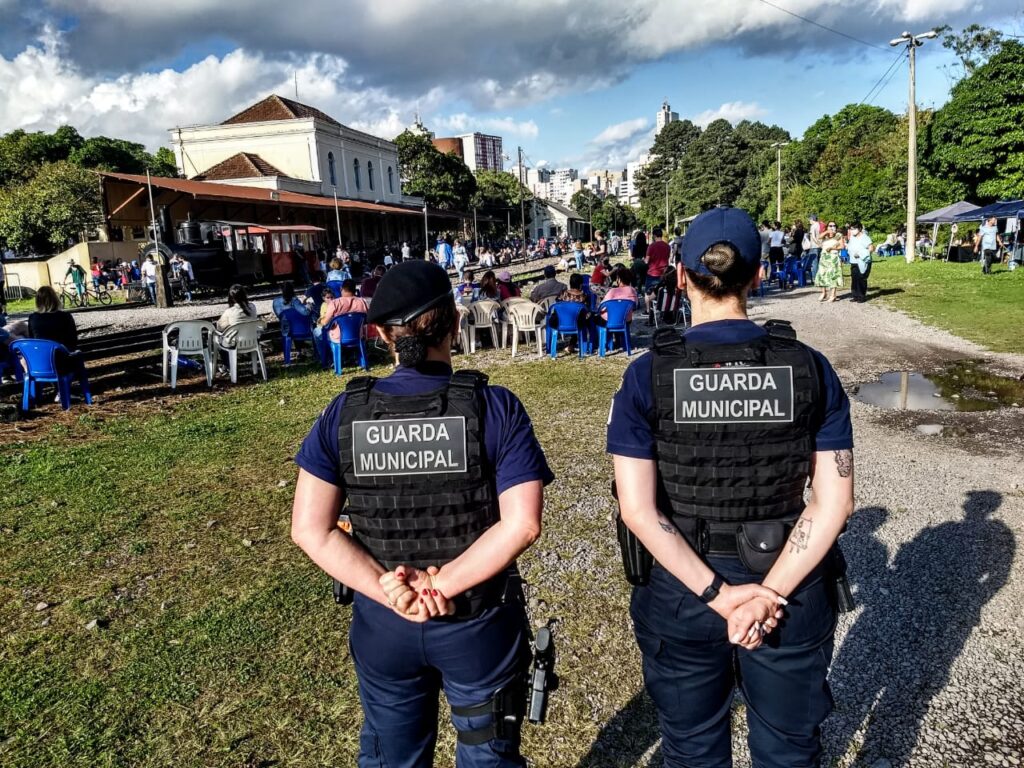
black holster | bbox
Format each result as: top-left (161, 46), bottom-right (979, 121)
top-left (612, 481), bottom-right (653, 586)
top-left (827, 542), bottom-right (855, 614)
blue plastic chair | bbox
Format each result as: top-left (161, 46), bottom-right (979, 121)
top-left (546, 302), bottom-right (589, 359)
top-left (326, 280), bottom-right (344, 298)
top-left (280, 308), bottom-right (314, 365)
top-left (11, 339), bottom-right (92, 411)
top-left (326, 312), bottom-right (369, 376)
top-left (597, 300), bottom-right (635, 357)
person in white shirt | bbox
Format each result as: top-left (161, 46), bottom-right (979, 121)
top-left (140, 256), bottom-right (158, 304)
top-left (768, 221), bottom-right (786, 269)
top-left (401, 242), bottom-right (411, 261)
top-left (453, 239), bottom-right (469, 279)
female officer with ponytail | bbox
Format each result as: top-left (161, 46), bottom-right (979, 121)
top-left (291, 260), bottom-right (553, 768)
top-left (607, 207), bottom-right (855, 767)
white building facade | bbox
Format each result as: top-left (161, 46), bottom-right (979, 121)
top-left (656, 100), bottom-right (679, 135)
top-left (170, 94), bottom-right (414, 205)
top-left (459, 133), bottom-right (504, 172)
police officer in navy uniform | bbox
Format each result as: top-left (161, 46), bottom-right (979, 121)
top-left (292, 260), bottom-right (553, 767)
top-left (607, 207), bottom-right (855, 767)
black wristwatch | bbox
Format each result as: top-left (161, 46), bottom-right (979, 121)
top-left (698, 573), bottom-right (724, 604)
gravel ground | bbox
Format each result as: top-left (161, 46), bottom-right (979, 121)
top-left (564, 287), bottom-right (1024, 768)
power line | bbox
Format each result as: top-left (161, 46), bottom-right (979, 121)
top-left (859, 49), bottom-right (907, 105)
top-left (754, 0), bottom-right (886, 50)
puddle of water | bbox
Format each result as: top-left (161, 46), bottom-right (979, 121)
top-left (854, 362), bottom-right (1024, 412)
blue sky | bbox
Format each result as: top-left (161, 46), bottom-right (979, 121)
top-left (0, 0), bottom-right (1019, 173)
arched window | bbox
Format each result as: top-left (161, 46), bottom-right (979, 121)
top-left (367, 161), bottom-right (375, 191)
top-left (388, 166), bottom-right (394, 194)
top-left (327, 152), bottom-right (336, 186)
top-left (353, 158), bottom-right (361, 191)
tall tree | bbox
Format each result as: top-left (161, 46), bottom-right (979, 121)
top-left (936, 23), bottom-right (1005, 76)
top-left (0, 126), bottom-right (83, 186)
top-left (394, 129), bottom-right (477, 210)
top-left (569, 189), bottom-right (638, 237)
top-left (670, 119), bottom-right (745, 218)
top-left (471, 169), bottom-right (531, 231)
top-left (0, 161), bottom-right (100, 254)
top-left (927, 40), bottom-right (1024, 201)
top-left (636, 119), bottom-right (701, 224)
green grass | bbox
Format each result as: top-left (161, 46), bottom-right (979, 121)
top-left (868, 257), bottom-right (1024, 353)
top-left (5, 290), bottom-right (127, 315)
top-left (0, 352), bottom-right (646, 768)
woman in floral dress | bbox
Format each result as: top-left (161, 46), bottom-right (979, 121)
top-left (815, 221), bottom-right (845, 302)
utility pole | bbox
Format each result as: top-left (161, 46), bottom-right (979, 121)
top-left (423, 201), bottom-right (429, 259)
top-left (664, 179), bottom-right (670, 233)
top-left (518, 146), bottom-right (528, 262)
top-left (332, 185), bottom-right (342, 248)
top-left (771, 141), bottom-right (790, 224)
top-left (146, 169), bottom-right (173, 309)
top-left (891, 28), bottom-right (938, 263)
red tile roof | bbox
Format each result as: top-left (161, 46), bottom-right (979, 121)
top-left (195, 152), bottom-right (287, 181)
top-left (221, 94), bottom-right (341, 127)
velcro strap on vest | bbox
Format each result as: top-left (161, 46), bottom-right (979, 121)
top-left (764, 319), bottom-right (797, 340)
top-left (450, 369), bottom-right (489, 397)
top-left (652, 328), bottom-right (685, 354)
top-left (344, 376), bottom-right (377, 405)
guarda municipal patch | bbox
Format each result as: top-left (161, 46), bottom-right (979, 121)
top-left (352, 416), bottom-right (469, 477)
top-left (673, 366), bottom-right (795, 424)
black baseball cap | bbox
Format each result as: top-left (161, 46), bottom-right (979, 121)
top-left (366, 260), bottom-right (453, 325)
top-left (680, 207), bottom-right (762, 276)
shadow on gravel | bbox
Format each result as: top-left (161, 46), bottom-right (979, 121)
top-left (826, 492), bottom-right (1013, 766)
top-left (574, 689), bottom-right (662, 768)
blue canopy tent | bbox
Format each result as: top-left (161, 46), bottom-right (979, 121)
top-left (951, 200), bottom-right (1024, 222)
top-left (916, 201), bottom-right (979, 224)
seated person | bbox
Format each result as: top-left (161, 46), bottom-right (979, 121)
top-left (496, 270), bottom-right (520, 301)
top-left (359, 265), bottom-right (386, 298)
top-left (25, 286), bottom-right (84, 380)
top-left (529, 265), bottom-right (567, 304)
top-left (319, 279), bottom-right (369, 343)
top-left (598, 268), bottom-right (638, 324)
top-left (325, 258), bottom-right (350, 283)
top-left (474, 271), bottom-right (502, 302)
top-left (591, 258), bottom-right (613, 288)
top-left (215, 285), bottom-right (265, 348)
top-left (560, 273), bottom-right (588, 304)
top-left (272, 281), bottom-right (309, 321)
top-left (455, 269), bottom-right (477, 302)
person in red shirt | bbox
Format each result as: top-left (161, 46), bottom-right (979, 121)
top-left (644, 226), bottom-right (671, 323)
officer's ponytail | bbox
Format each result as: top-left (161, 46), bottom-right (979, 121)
top-left (685, 243), bottom-right (758, 300)
top-left (380, 297), bottom-right (459, 367)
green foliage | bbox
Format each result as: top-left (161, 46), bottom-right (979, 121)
top-left (0, 126), bottom-right (84, 186)
top-left (471, 169), bottom-right (531, 231)
top-left (569, 189), bottom-right (639, 236)
top-left (936, 23), bottom-right (1005, 76)
top-left (635, 120), bottom-right (700, 223)
top-left (928, 40), bottom-right (1024, 201)
top-left (394, 129), bottom-right (477, 210)
top-left (0, 161), bottom-right (101, 254)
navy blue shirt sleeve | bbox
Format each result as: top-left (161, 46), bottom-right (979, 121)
top-left (606, 353), bottom-right (657, 460)
top-left (811, 351), bottom-right (854, 452)
top-left (484, 386), bottom-right (555, 494)
top-left (295, 393), bottom-right (346, 486)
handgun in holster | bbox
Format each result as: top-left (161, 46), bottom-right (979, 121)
top-left (612, 481), bottom-right (653, 586)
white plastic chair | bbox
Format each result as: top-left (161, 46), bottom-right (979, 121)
top-left (162, 320), bottom-right (215, 389)
top-left (468, 300), bottom-right (503, 352)
top-left (214, 320), bottom-right (267, 383)
top-left (506, 301), bottom-right (546, 358)
top-left (455, 304), bottom-right (471, 353)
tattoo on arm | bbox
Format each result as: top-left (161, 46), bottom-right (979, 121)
top-left (657, 514), bottom-right (678, 536)
top-left (833, 450), bottom-right (853, 478)
top-left (789, 516), bottom-right (813, 554)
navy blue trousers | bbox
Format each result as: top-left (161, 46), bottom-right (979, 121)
top-left (631, 557), bottom-right (836, 768)
top-left (349, 595), bottom-right (529, 768)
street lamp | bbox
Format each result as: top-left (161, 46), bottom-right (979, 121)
top-left (770, 142), bottom-right (790, 223)
top-left (891, 28), bottom-right (939, 263)
top-left (665, 179), bottom-right (670, 233)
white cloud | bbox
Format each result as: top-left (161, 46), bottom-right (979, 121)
top-left (691, 101), bottom-right (767, 127)
top-left (0, 28), bottom-right (448, 149)
top-left (432, 113), bottom-right (539, 139)
top-left (591, 117), bottom-right (650, 146)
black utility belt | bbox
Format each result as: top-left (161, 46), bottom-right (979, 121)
top-left (672, 516), bottom-right (798, 575)
top-left (446, 568), bottom-right (520, 621)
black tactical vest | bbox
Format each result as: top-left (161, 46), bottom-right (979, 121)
top-left (650, 320), bottom-right (822, 524)
top-left (337, 370), bottom-right (499, 574)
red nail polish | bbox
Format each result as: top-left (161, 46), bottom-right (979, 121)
top-left (431, 590), bottom-right (438, 596)
top-left (422, 589), bottom-right (429, 595)
top-left (419, 598), bottom-right (424, 604)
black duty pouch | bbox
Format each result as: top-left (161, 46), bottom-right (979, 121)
top-left (736, 521), bottom-right (789, 575)
top-left (615, 512), bottom-right (653, 586)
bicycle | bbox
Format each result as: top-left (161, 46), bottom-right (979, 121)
top-left (58, 281), bottom-right (113, 308)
